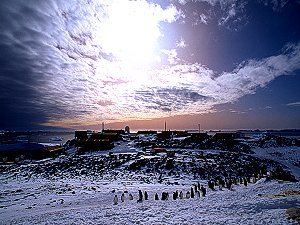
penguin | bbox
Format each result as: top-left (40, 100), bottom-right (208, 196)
top-left (162, 192), bottom-right (169, 200)
top-left (194, 185), bottom-right (198, 192)
top-left (138, 190), bottom-right (143, 201)
top-left (253, 176), bottom-right (257, 183)
top-left (234, 178), bottom-right (238, 185)
top-left (175, 191), bottom-right (178, 200)
top-left (113, 195), bottom-right (118, 205)
top-left (191, 187), bottom-right (195, 198)
top-left (173, 192), bottom-right (177, 200)
top-left (219, 180), bottom-right (223, 190)
top-left (240, 177), bottom-right (243, 184)
top-left (208, 180), bottom-right (215, 190)
top-left (121, 193), bottom-right (125, 202)
top-left (179, 191), bottom-right (183, 199)
top-left (186, 191), bottom-right (190, 199)
top-left (144, 191), bottom-right (148, 200)
top-left (201, 185), bottom-right (206, 197)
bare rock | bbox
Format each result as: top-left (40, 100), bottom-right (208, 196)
top-left (286, 208), bottom-right (300, 224)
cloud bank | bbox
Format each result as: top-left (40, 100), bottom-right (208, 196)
top-left (0, 0), bottom-right (299, 128)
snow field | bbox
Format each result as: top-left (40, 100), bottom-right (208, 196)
top-left (0, 176), bottom-right (299, 224)
top-left (1, 146), bottom-right (300, 224)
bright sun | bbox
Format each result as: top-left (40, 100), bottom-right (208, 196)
top-left (100, 1), bottom-right (162, 69)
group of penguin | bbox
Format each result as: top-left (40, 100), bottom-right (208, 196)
top-left (113, 175), bottom-right (261, 205)
top-left (113, 183), bottom-right (207, 205)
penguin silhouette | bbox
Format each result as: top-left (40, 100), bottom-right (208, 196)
top-left (186, 191), bottom-right (190, 199)
top-left (113, 195), bottom-right (118, 205)
top-left (144, 191), bottom-right (148, 200)
top-left (121, 193), bottom-right (125, 202)
top-left (179, 191), bottom-right (183, 199)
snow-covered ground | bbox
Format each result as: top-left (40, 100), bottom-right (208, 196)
top-left (1, 146), bottom-right (300, 224)
top-left (253, 147), bottom-right (300, 181)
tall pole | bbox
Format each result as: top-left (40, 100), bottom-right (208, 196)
top-left (102, 122), bottom-right (104, 133)
top-left (198, 124), bottom-right (201, 133)
top-left (164, 121), bottom-right (167, 132)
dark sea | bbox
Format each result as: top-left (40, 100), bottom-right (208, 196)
top-left (27, 131), bottom-right (75, 145)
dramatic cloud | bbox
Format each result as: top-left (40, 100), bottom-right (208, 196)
top-left (175, 0), bottom-right (248, 29)
top-left (175, 0), bottom-right (295, 30)
top-left (47, 40), bottom-right (300, 127)
top-left (0, 0), bottom-right (299, 129)
top-left (215, 42), bottom-right (300, 103)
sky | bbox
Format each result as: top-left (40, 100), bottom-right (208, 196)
top-left (0, 0), bottom-right (300, 131)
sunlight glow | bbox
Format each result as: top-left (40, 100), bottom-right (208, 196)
top-left (100, 1), bottom-right (162, 69)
